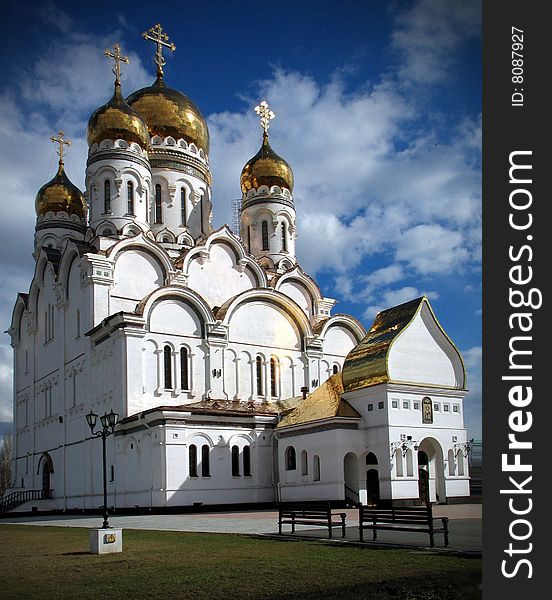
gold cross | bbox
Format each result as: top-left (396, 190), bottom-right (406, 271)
top-left (142, 23), bottom-right (176, 79)
top-left (254, 100), bottom-right (275, 135)
top-left (50, 131), bottom-right (71, 165)
top-left (104, 43), bottom-right (129, 86)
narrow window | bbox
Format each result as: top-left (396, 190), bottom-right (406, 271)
top-left (270, 357), bottom-right (277, 397)
top-left (76, 310), bottom-right (80, 339)
top-left (313, 456), bottom-right (321, 481)
top-left (201, 444), bottom-right (210, 477)
top-left (395, 448), bottom-right (404, 477)
top-left (110, 465), bottom-right (115, 482)
top-left (301, 450), bottom-right (308, 476)
top-left (163, 345), bottom-right (172, 389)
top-left (181, 188), bottom-right (187, 225)
top-left (189, 444), bottom-right (198, 477)
top-left (448, 449), bottom-right (456, 476)
top-left (127, 181), bottom-right (134, 215)
top-left (25, 350), bottom-right (28, 374)
top-left (285, 446), bottom-right (296, 471)
top-left (332, 364), bottom-right (339, 375)
top-left (104, 179), bottom-right (111, 213)
top-left (247, 225), bottom-right (251, 252)
top-left (231, 445), bottom-right (240, 476)
top-left (281, 222), bottom-right (287, 252)
top-left (180, 347), bottom-right (189, 390)
top-left (243, 445), bottom-right (251, 477)
top-left (261, 221), bottom-right (269, 251)
top-left (155, 184), bottom-right (162, 223)
top-left (406, 449), bottom-right (414, 477)
top-left (256, 356), bottom-right (263, 396)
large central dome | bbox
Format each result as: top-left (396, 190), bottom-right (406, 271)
top-left (126, 78), bottom-right (210, 154)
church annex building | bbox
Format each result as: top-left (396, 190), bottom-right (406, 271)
top-left (6, 25), bottom-right (471, 513)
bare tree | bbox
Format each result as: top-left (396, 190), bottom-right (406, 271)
top-left (0, 433), bottom-right (13, 496)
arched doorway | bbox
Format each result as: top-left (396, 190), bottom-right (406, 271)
top-left (418, 451), bottom-right (429, 504)
top-left (343, 453), bottom-right (359, 504)
top-left (365, 452), bottom-right (380, 506)
top-left (38, 453), bottom-right (54, 499)
top-left (417, 438), bottom-right (446, 504)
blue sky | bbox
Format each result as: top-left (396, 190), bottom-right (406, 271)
top-left (0, 0), bottom-right (482, 437)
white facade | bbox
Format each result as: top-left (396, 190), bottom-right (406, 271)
top-left (5, 50), bottom-right (470, 513)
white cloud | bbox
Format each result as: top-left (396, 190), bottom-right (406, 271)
top-left (392, 0), bottom-right (481, 84)
top-left (461, 346), bottom-right (482, 439)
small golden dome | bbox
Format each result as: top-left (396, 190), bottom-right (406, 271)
top-left (87, 84), bottom-right (149, 148)
top-left (35, 163), bottom-right (87, 219)
top-left (240, 133), bottom-right (294, 194)
top-left (126, 78), bottom-right (210, 153)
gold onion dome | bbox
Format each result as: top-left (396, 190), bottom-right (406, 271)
top-left (87, 82), bottom-right (149, 148)
top-left (126, 77), bottom-right (210, 153)
top-left (35, 162), bottom-right (86, 219)
top-left (240, 132), bottom-right (294, 194)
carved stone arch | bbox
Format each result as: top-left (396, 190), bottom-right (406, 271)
top-left (177, 232), bottom-right (194, 246)
top-left (107, 233), bottom-right (173, 278)
top-left (228, 432), bottom-right (254, 446)
top-left (274, 267), bottom-right (323, 302)
top-left (138, 286), bottom-right (215, 334)
top-left (155, 228), bottom-right (176, 243)
top-left (185, 432), bottom-right (215, 448)
top-left (36, 452), bottom-right (54, 475)
top-left (218, 288), bottom-right (314, 340)
top-left (317, 315), bottom-right (366, 344)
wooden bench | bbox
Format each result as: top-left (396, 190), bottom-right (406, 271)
top-left (358, 504), bottom-right (449, 547)
top-left (278, 502), bottom-right (347, 538)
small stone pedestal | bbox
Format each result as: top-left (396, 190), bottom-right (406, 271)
top-left (89, 528), bottom-right (123, 554)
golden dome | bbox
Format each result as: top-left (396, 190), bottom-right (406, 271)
top-left (35, 163), bottom-right (87, 219)
top-left (87, 83), bottom-right (149, 148)
top-left (126, 78), bottom-right (210, 153)
top-left (240, 133), bottom-right (294, 194)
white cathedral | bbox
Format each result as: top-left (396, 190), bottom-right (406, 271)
top-left (6, 26), bottom-right (470, 513)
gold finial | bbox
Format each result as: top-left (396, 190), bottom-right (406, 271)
top-left (104, 43), bottom-right (129, 87)
top-left (50, 130), bottom-right (71, 168)
top-left (254, 100), bottom-right (275, 136)
top-left (142, 23), bottom-right (176, 80)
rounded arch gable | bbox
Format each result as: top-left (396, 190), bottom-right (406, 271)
top-left (112, 248), bottom-right (166, 302)
top-left (223, 292), bottom-right (311, 349)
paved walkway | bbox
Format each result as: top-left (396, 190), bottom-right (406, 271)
top-left (1, 504), bottom-right (481, 554)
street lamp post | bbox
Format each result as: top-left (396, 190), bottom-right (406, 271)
top-left (86, 409), bottom-right (119, 529)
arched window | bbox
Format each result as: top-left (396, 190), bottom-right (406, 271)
top-left (163, 345), bottom-right (172, 389)
top-left (243, 445), bottom-right (251, 477)
top-left (332, 364), bottom-right (339, 375)
top-left (180, 347), bottom-right (189, 390)
top-left (395, 448), bottom-right (404, 477)
top-left (189, 444), bottom-right (198, 477)
top-left (422, 397), bottom-right (433, 424)
top-left (231, 445), bottom-right (240, 476)
top-left (281, 222), bottom-right (287, 252)
top-left (448, 449), bottom-right (456, 476)
top-left (201, 444), bottom-right (210, 477)
top-left (247, 226), bottom-right (251, 252)
top-left (261, 221), bottom-right (269, 251)
top-left (406, 449), bottom-right (414, 477)
top-left (155, 184), bottom-right (162, 223)
top-left (181, 187), bottom-right (187, 226)
top-left (457, 453), bottom-right (465, 476)
top-left (285, 446), bottom-right (296, 471)
top-left (127, 181), bottom-right (134, 215)
top-left (256, 356), bottom-right (263, 396)
top-left (301, 450), bottom-right (308, 476)
top-left (104, 179), bottom-right (111, 213)
top-left (313, 455), bottom-right (321, 481)
top-left (270, 357), bottom-right (277, 397)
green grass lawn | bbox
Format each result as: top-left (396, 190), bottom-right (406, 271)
top-left (0, 525), bottom-right (481, 599)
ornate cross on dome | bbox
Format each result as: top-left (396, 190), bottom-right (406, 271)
top-left (255, 101), bottom-right (275, 135)
top-left (104, 43), bottom-right (129, 87)
top-left (142, 23), bottom-right (176, 79)
top-left (50, 131), bottom-right (71, 166)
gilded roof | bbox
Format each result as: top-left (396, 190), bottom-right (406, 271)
top-left (126, 78), bottom-right (210, 153)
top-left (87, 84), bottom-right (149, 148)
top-left (277, 374), bottom-right (360, 429)
top-left (342, 297), bottom-right (424, 393)
top-left (35, 163), bottom-right (87, 218)
top-left (240, 133), bottom-right (294, 194)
